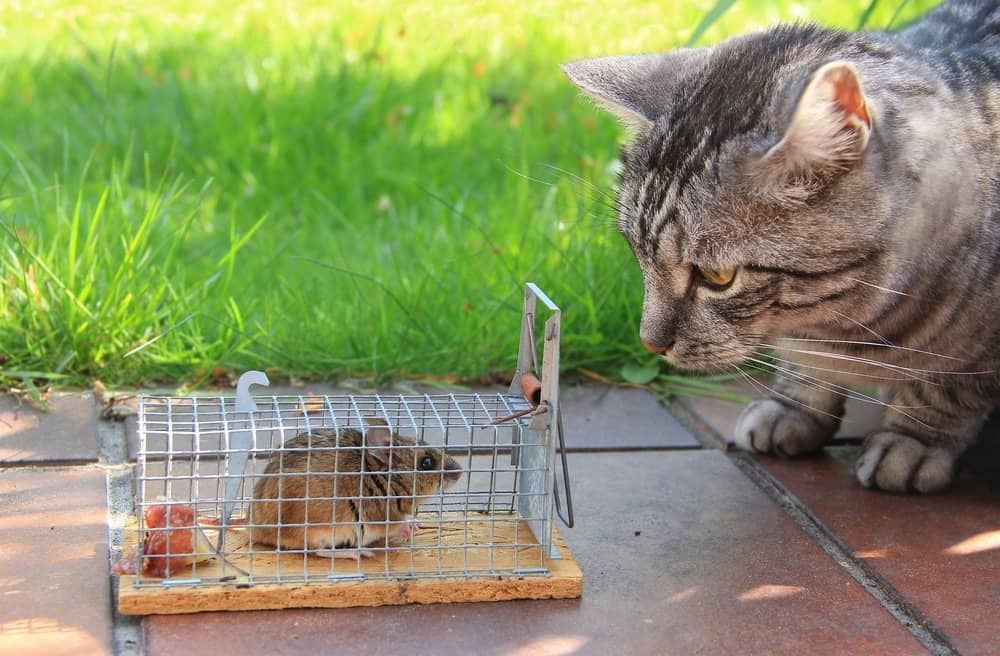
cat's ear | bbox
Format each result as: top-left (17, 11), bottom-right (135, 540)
top-left (562, 50), bottom-right (707, 134)
top-left (755, 61), bottom-right (872, 200)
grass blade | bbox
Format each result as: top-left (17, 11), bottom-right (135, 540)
top-left (685, 0), bottom-right (739, 47)
top-left (856, 0), bottom-right (881, 29)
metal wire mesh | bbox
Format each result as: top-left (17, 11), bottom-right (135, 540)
top-left (130, 391), bottom-right (554, 587)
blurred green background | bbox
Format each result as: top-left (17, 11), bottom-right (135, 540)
top-left (0, 0), bottom-right (939, 392)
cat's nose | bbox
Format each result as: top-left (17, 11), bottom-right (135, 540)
top-left (642, 339), bottom-right (674, 355)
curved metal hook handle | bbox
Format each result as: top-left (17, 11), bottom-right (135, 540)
top-left (235, 370), bottom-right (270, 413)
top-left (219, 370), bottom-right (271, 557)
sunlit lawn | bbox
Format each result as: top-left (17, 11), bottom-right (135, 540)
top-left (0, 0), bottom-right (938, 392)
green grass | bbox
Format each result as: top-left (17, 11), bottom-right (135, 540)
top-left (0, 0), bottom-right (938, 391)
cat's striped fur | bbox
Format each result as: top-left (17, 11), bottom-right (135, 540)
top-left (564, 0), bottom-right (999, 492)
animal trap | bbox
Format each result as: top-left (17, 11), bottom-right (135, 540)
top-left (115, 284), bottom-right (581, 614)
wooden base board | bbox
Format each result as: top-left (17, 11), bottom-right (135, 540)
top-left (116, 513), bottom-right (582, 615)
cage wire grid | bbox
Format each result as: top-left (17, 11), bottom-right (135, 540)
top-left (128, 284), bottom-right (569, 590)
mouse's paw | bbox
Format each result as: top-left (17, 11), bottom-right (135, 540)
top-left (854, 432), bottom-right (955, 494)
top-left (393, 519), bottom-right (420, 540)
top-left (734, 398), bottom-right (835, 457)
top-left (315, 548), bottom-right (376, 561)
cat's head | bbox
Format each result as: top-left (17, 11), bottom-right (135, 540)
top-left (564, 25), bottom-right (888, 372)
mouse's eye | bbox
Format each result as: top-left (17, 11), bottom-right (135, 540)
top-left (696, 266), bottom-right (737, 289)
top-left (419, 455), bottom-right (436, 471)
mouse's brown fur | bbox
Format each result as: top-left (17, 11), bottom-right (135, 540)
top-left (249, 420), bottom-right (462, 554)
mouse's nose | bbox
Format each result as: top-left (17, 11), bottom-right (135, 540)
top-left (642, 339), bottom-right (674, 356)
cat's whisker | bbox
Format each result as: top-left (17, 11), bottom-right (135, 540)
top-left (752, 349), bottom-right (914, 383)
top-left (579, 205), bottom-right (620, 230)
top-left (828, 309), bottom-right (892, 345)
top-left (502, 163), bottom-right (557, 189)
top-left (540, 163), bottom-right (618, 202)
top-left (737, 354), bottom-right (939, 431)
top-left (729, 363), bottom-right (768, 394)
top-left (761, 344), bottom-right (940, 382)
top-left (845, 277), bottom-right (913, 297)
top-left (717, 342), bottom-right (919, 402)
top-left (515, 161), bottom-right (626, 229)
top-left (727, 363), bottom-right (844, 423)
top-left (744, 355), bottom-right (929, 412)
top-left (711, 344), bottom-right (884, 402)
top-left (762, 344), bottom-right (935, 384)
top-left (747, 355), bottom-right (870, 398)
top-left (774, 337), bottom-right (967, 362)
top-left (764, 344), bottom-right (995, 378)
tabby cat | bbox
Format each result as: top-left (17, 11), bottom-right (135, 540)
top-left (563, 0), bottom-right (999, 493)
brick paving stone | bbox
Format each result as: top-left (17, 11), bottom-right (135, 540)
top-left (757, 447), bottom-right (1000, 656)
top-left (145, 451), bottom-right (926, 656)
top-left (0, 393), bottom-right (98, 463)
top-left (0, 467), bottom-right (112, 656)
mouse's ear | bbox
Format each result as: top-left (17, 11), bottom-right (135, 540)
top-left (362, 418), bottom-right (398, 467)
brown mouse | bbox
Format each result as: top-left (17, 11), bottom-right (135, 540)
top-left (249, 419), bottom-right (462, 560)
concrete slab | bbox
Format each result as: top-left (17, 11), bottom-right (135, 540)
top-left (0, 393), bottom-right (98, 464)
top-left (558, 385), bottom-right (701, 450)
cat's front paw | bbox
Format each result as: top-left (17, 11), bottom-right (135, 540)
top-left (734, 398), bottom-right (835, 457)
top-left (854, 432), bottom-right (956, 494)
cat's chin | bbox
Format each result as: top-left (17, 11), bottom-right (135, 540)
top-left (660, 343), bottom-right (757, 374)
top-left (662, 355), bottom-right (746, 375)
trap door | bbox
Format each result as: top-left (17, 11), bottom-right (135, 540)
top-left (509, 283), bottom-right (562, 560)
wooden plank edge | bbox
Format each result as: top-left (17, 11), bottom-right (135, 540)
top-left (118, 573), bottom-right (582, 615)
top-left (117, 528), bottom-right (582, 615)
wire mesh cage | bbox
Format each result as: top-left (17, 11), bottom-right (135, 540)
top-left (116, 284), bottom-right (580, 613)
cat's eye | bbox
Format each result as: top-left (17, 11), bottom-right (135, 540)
top-left (697, 266), bottom-right (737, 288)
